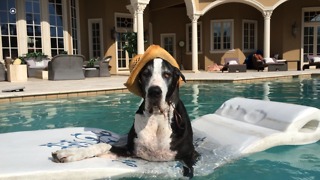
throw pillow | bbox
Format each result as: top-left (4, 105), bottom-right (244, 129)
top-left (313, 57), bottom-right (320, 63)
top-left (264, 58), bottom-right (275, 64)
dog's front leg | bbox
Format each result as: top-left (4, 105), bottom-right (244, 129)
top-left (52, 143), bottom-right (112, 163)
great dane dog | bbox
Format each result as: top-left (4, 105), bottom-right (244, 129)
top-left (52, 54), bottom-right (199, 178)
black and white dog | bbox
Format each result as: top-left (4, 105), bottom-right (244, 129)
top-left (52, 58), bottom-right (199, 178)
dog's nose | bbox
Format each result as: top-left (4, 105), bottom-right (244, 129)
top-left (148, 86), bottom-right (162, 98)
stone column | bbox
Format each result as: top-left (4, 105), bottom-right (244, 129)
top-left (189, 14), bottom-right (200, 72)
top-left (132, 2), bottom-right (147, 54)
top-left (16, 0), bottom-right (28, 56)
top-left (126, 5), bottom-right (137, 32)
top-left (263, 10), bottom-right (273, 58)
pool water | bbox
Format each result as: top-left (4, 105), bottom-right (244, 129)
top-left (1, 77), bottom-right (320, 179)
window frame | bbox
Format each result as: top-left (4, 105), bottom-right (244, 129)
top-left (302, 7), bottom-right (320, 61)
top-left (25, 0), bottom-right (42, 53)
top-left (242, 19), bottom-right (258, 53)
top-left (69, 0), bottom-right (81, 55)
top-left (0, 0), bottom-right (18, 60)
top-left (210, 19), bottom-right (234, 53)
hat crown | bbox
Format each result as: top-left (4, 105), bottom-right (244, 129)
top-left (125, 45), bottom-right (181, 97)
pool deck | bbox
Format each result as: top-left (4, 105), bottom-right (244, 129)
top-left (0, 69), bottom-right (319, 103)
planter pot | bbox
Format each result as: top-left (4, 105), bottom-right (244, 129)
top-left (84, 68), bottom-right (99, 77)
top-left (7, 65), bottom-right (28, 82)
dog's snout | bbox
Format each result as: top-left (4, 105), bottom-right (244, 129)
top-left (148, 86), bottom-right (162, 98)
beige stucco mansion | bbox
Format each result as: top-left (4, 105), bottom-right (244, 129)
top-left (0, 0), bottom-right (319, 74)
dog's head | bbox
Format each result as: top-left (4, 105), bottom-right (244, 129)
top-left (138, 58), bottom-right (185, 113)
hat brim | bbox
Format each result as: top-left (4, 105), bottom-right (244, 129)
top-left (124, 45), bottom-right (180, 97)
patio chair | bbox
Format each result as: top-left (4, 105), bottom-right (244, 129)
top-left (264, 57), bottom-right (288, 71)
top-left (252, 54), bottom-right (287, 72)
top-left (302, 54), bottom-right (320, 70)
top-left (48, 54), bottom-right (85, 80)
top-left (83, 56), bottom-right (111, 77)
top-left (0, 63), bottom-right (7, 81)
top-left (221, 57), bottom-right (247, 72)
top-left (99, 56), bottom-right (111, 77)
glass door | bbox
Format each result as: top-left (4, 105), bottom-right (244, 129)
top-left (303, 9), bottom-right (320, 62)
top-left (115, 14), bottom-right (133, 71)
top-left (88, 18), bottom-right (103, 59)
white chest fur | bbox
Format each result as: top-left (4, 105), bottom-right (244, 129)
top-left (134, 107), bottom-right (177, 161)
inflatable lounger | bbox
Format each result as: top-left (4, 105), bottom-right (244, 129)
top-left (1, 97), bottom-right (320, 179)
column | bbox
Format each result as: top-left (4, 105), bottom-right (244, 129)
top-left (16, 0), bottom-right (28, 56)
top-left (132, 3), bottom-right (147, 54)
top-left (126, 5), bottom-right (137, 32)
top-left (263, 10), bottom-right (273, 58)
top-left (41, 0), bottom-right (51, 57)
top-left (189, 14), bottom-right (200, 72)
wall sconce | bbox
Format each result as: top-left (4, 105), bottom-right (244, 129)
top-left (291, 22), bottom-right (298, 38)
top-left (178, 40), bottom-right (185, 70)
top-left (111, 27), bottom-right (117, 40)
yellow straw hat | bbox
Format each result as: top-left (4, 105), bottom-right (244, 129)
top-left (124, 44), bottom-right (180, 97)
top-left (129, 54), bottom-right (143, 73)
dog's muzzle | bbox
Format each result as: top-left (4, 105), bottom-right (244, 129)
top-left (146, 86), bottom-right (163, 113)
top-left (147, 86), bottom-right (162, 99)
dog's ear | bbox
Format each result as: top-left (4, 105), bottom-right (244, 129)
top-left (174, 67), bottom-right (186, 83)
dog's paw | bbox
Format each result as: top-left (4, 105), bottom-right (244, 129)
top-left (183, 166), bottom-right (194, 179)
top-left (52, 148), bottom-right (86, 163)
top-left (52, 143), bottom-right (112, 163)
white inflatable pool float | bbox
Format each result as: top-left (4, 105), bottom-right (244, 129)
top-left (1, 97), bottom-right (320, 179)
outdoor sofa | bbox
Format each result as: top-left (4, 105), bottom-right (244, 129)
top-left (48, 54), bottom-right (85, 80)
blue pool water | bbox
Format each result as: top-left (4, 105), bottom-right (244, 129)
top-left (1, 77), bottom-right (320, 179)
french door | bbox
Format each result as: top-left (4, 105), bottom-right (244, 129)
top-left (88, 18), bottom-right (103, 59)
top-left (161, 33), bottom-right (176, 59)
top-left (303, 8), bottom-right (320, 62)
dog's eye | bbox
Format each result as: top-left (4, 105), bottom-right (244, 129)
top-left (163, 72), bottom-right (171, 79)
top-left (141, 70), bottom-right (151, 77)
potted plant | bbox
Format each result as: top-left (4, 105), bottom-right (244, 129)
top-left (86, 57), bottom-right (99, 68)
top-left (84, 57), bottom-right (100, 77)
top-left (123, 32), bottom-right (138, 57)
top-left (23, 52), bottom-right (49, 68)
top-left (25, 52), bottom-right (48, 62)
top-left (59, 51), bottom-right (68, 55)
